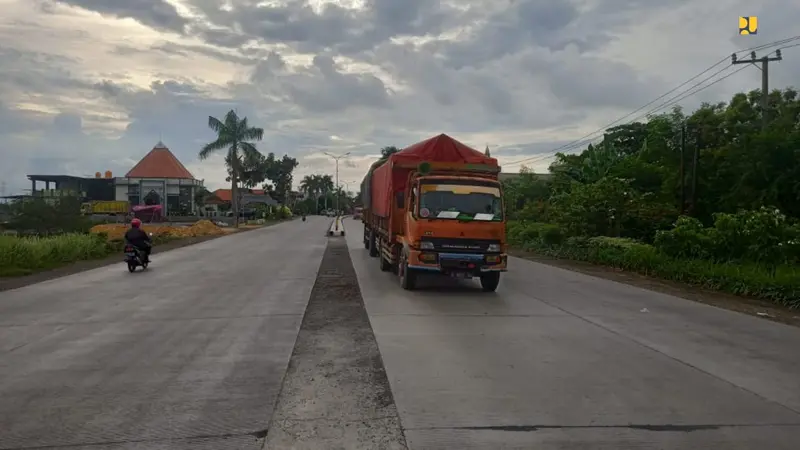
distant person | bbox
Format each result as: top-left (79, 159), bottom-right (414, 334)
top-left (124, 218), bottom-right (152, 263)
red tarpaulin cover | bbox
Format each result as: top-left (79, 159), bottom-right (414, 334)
top-left (370, 134), bottom-right (498, 217)
top-left (391, 133), bottom-right (498, 166)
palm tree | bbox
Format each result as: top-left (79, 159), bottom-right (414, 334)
top-left (200, 110), bottom-right (264, 227)
top-left (299, 174), bottom-right (335, 213)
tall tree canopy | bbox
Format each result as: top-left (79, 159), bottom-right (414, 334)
top-left (504, 87), bottom-right (800, 242)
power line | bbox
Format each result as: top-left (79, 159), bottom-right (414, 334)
top-left (507, 64), bottom-right (742, 167)
top-left (503, 35), bottom-right (800, 168)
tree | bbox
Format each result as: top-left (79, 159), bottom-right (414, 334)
top-left (193, 187), bottom-right (213, 216)
top-left (200, 110), bottom-right (264, 227)
top-left (380, 146), bottom-right (400, 158)
top-left (265, 154), bottom-right (299, 204)
top-left (506, 87), bottom-right (800, 244)
top-left (300, 174), bottom-right (335, 213)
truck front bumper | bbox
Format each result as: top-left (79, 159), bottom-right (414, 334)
top-left (407, 250), bottom-right (507, 276)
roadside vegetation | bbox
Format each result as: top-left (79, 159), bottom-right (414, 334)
top-left (504, 88), bottom-right (800, 308)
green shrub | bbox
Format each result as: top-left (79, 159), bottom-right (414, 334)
top-left (508, 221), bottom-right (564, 248)
top-left (654, 216), bottom-right (716, 260)
top-left (0, 233), bottom-right (112, 276)
top-left (508, 220), bottom-right (800, 309)
top-left (655, 209), bottom-right (799, 265)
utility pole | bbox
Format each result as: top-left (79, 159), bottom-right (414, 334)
top-left (679, 124), bottom-right (686, 214)
top-left (689, 124), bottom-right (700, 214)
top-left (732, 50), bottom-right (783, 129)
top-left (324, 152), bottom-right (350, 230)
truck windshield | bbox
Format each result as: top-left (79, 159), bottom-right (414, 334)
top-left (417, 182), bottom-right (503, 221)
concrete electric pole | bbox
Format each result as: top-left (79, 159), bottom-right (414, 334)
top-left (731, 50), bottom-right (783, 129)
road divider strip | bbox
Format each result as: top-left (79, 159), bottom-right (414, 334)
top-left (327, 216), bottom-right (345, 236)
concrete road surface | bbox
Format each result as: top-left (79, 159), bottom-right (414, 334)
top-left (345, 222), bottom-right (800, 449)
top-left (0, 217), bottom-right (329, 450)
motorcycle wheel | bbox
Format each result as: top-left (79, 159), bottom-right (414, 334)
top-left (127, 262), bottom-right (136, 273)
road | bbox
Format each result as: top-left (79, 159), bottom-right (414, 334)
top-left (0, 217), bottom-right (330, 450)
top-left (1, 216), bottom-right (799, 449)
top-left (344, 220), bottom-right (800, 449)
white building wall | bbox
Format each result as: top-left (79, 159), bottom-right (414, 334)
top-left (115, 185), bottom-right (128, 202)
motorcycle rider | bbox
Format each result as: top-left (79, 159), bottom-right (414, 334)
top-left (124, 218), bottom-right (152, 263)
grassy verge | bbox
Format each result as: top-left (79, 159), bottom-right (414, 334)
top-left (509, 223), bottom-right (800, 310)
top-left (0, 219), bottom-right (292, 279)
top-left (0, 233), bottom-right (113, 277)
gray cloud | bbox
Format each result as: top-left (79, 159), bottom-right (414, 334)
top-left (48, 0), bottom-right (188, 34)
top-left (2, 0), bottom-right (800, 195)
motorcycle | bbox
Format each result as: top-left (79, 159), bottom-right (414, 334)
top-left (124, 233), bottom-right (153, 272)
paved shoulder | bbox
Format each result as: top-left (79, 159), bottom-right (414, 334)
top-left (345, 222), bottom-right (800, 450)
top-left (0, 217), bottom-right (328, 449)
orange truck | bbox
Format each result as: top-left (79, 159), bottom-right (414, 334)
top-left (360, 134), bottom-right (508, 291)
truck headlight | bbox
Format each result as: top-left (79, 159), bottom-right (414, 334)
top-left (420, 241), bottom-right (434, 250)
top-left (487, 243), bottom-right (501, 252)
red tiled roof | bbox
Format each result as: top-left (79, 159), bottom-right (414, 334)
top-left (213, 189), bottom-right (232, 202)
top-left (213, 189), bottom-right (267, 203)
top-left (203, 193), bottom-right (225, 205)
top-left (125, 141), bottom-right (195, 179)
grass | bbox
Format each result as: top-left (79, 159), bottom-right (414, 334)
top-left (0, 233), bottom-right (112, 276)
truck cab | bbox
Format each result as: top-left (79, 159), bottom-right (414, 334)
top-left (398, 173), bottom-right (507, 291)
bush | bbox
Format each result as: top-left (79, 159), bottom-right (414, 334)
top-left (654, 216), bottom-right (716, 260)
top-left (509, 220), bottom-right (800, 308)
top-left (508, 221), bottom-right (564, 248)
top-left (654, 208), bottom-right (800, 265)
top-left (0, 233), bottom-right (111, 276)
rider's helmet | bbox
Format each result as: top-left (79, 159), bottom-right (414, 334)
top-left (131, 218), bottom-right (142, 228)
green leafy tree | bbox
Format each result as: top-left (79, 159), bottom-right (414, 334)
top-left (380, 146), bottom-right (400, 158)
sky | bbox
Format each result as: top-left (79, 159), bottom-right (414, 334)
top-left (0, 0), bottom-right (798, 195)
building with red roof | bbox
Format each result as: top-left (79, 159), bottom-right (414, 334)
top-left (114, 141), bottom-right (204, 216)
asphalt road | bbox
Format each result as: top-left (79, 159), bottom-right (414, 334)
top-left (344, 221), bottom-right (800, 449)
top-left (0, 217), bottom-right (330, 450)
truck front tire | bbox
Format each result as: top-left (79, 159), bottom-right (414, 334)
top-left (479, 272), bottom-right (501, 292)
top-left (399, 254), bottom-right (417, 290)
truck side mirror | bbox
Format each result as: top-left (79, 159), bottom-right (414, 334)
top-left (395, 191), bottom-right (404, 208)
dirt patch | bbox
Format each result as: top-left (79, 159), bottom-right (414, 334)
top-left (511, 249), bottom-right (800, 328)
top-left (0, 226), bottom-right (267, 293)
top-left (263, 237), bottom-right (407, 449)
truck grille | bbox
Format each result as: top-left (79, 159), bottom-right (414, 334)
top-left (422, 237), bottom-right (500, 253)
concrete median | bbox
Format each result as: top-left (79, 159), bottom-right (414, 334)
top-left (328, 216), bottom-right (345, 236)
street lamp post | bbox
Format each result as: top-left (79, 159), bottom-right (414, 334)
top-left (324, 152), bottom-right (350, 230)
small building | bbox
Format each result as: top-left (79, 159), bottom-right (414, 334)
top-left (3, 173), bottom-right (116, 204)
top-left (204, 188), bottom-right (278, 217)
top-left (114, 141), bottom-right (204, 216)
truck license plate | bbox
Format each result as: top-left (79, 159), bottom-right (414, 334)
top-left (451, 272), bottom-right (471, 279)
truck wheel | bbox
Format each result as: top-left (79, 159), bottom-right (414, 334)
top-left (368, 230), bottom-right (378, 257)
top-left (363, 227), bottom-right (369, 249)
top-left (479, 272), bottom-right (501, 292)
top-left (399, 254), bottom-right (416, 290)
top-left (379, 253), bottom-right (392, 272)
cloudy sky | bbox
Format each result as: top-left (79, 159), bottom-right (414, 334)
top-left (0, 0), bottom-right (798, 195)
